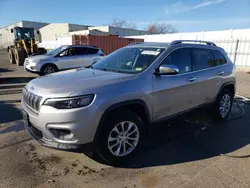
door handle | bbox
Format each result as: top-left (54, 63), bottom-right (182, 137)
top-left (217, 71), bottom-right (224, 75)
top-left (188, 77), bottom-right (196, 82)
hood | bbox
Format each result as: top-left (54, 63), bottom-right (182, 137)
top-left (26, 55), bottom-right (51, 61)
top-left (26, 68), bottom-right (134, 97)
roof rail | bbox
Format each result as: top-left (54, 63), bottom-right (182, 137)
top-left (127, 42), bottom-right (144, 46)
top-left (170, 40), bottom-right (216, 46)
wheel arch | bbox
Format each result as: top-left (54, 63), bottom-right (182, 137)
top-left (40, 63), bottom-right (58, 71)
top-left (93, 99), bottom-right (151, 143)
top-left (217, 81), bottom-right (235, 97)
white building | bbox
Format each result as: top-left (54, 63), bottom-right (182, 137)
top-left (39, 23), bottom-right (90, 41)
top-left (0, 21), bottom-right (48, 48)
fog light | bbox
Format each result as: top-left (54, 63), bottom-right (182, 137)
top-left (30, 66), bottom-right (36, 70)
top-left (50, 129), bottom-right (76, 141)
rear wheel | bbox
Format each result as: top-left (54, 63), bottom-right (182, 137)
top-left (213, 89), bottom-right (233, 120)
top-left (40, 64), bottom-right (58, 76)
top-left (14, 47), bottom-right (26, 66)
top-left (8, 48), bottom-right (15, 64)
top-left (96, 110), bottom-right (144, 166)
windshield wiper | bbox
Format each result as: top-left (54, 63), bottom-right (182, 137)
top-left (95, 67), bottom-right (120, 72)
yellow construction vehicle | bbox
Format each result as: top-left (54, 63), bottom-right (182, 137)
top-left (7, 27), bottom-right (47, 65)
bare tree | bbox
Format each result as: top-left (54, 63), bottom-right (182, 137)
top-left (147, 23), bottom-right (178, 34)
top-left (110, 18), bottom-right (137, 29)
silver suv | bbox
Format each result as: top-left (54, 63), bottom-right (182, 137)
top-left (22, 40), bottom-right (236, 165)
top-left (24, 45), bottom-right (105, 75)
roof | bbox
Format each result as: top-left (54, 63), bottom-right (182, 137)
top-left (127, 40), bottom-right (219, 49)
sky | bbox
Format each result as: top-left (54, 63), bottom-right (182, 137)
top-left (0, 0), bottom-right (250, 32)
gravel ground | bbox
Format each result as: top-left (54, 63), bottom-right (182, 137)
top-left (1, 48), bottom-right (250, 188)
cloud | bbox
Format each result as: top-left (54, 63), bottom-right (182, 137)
top-left (165, 0), bottom-right (226, 14)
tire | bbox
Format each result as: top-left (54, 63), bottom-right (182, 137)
top-left (8, 48), bottom-right (15, 64)
top-left (40, 64), bottom-right (58, 76)
top-left (213, 89), bottom-right (234, 121)
top-left (96, 110), bottom-right (145, 166)
top-left (14, 47), bottom-right (26, 66)
top-left (38, 47), bottom-right (47, 55)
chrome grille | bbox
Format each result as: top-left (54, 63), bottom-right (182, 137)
top-left (23, 90), bottom-right (42, 112)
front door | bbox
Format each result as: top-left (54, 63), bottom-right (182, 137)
top-left (55, 48), bottom-right (77, 70)
top-left (152, 48), bottom-right (198, 120)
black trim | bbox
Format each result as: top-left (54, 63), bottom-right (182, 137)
top-left (25, 68), bottom-right (40, 74)
top-left (24, 119), bottom-right (93, 152)
top-left (217, 81), bottom-right (236, 97)
top-left (93, 99), bottom-right (151, 143)
top-left (153, 102), bottom-right (213, 123)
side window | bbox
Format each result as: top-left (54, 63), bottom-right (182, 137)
top-left (74, 47), bottom-right (98, 55)
top-left (161, 48), bottom-right (192, 74)
top-left (191, 48), bottom-right (216, 70)
top-left (59, 48), bottom-right (74, 57)
top-left (86, 48), bottom-right (99, 54)
top-left (74, 47), bottom-right (87, 55)
top-left (213, 50), bottom-right (227, 65)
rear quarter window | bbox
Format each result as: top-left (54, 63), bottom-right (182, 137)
top-left (213, 50), bottom-right (227, 65)
top-left (86, 48), bottom-right (99, 54)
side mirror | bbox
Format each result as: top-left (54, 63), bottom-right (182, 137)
top-left (10, 29), bottom-right (14, 33)
top-left (36, 30), bottom-right (40, 35)
top-left (155, 64), bottom-right (179, 75)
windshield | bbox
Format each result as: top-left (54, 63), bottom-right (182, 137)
top-left (45, 46), bottom-right (68, 56)
top-left (15, 28), bottom-right (34, 40)
top-left (92, 47), bottom-right (165, 74)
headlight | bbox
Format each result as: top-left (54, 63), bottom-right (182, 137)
top-left (31, 59), bottom-right (40, 63)
top-left (43, 95), bottom-right (95, 109)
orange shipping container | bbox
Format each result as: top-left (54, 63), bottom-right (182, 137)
top-left (72, 35), bottom-right (144, 55)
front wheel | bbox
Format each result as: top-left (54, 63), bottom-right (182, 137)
top-left (8, 49), bottom-right (15, 64)
top-left (213, 89), bottom-right (233, 120)
top-left (40, 64), bottom-right (58, 76)
top-left (14, 47), bottom-right (26, 66)
top-left (96, 110), bottom-right (144, 165)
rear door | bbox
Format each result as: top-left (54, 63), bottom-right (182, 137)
top-left (153, 48), bottom-right (198, 120)
top-left (190, 48), bottom-right (223, 105)
top-left (74, 47), bottom-right (100, 67)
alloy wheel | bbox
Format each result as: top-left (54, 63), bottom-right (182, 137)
top-left (108, 121), bottom-right (139, 157)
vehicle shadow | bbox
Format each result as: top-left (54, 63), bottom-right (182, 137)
top-left (123, 101), bottom-right (250, 168)
top-left (88, 100), bottom-right (250, 168)
top-left (0, 88), bottom-right (23, 95)
top-left (0, 77), bottom-right (35, 85)
top-left (0, 68), bottom-right (13, 73)
top-left (0, 103), bottom-right (22, 124)
top-left (0, 121), bottom-right (25, 134)
top-left (0, 84), bottom-right (26, 90)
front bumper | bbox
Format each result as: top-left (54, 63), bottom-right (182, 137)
top-left (24, 67), bottom-right (40, 74)
top-left (24, 121), bottom-right (94, 151)
top-left (24, 62), bottom-right (41, 74)
top-left (22, 98), bottom-right (102, 151)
